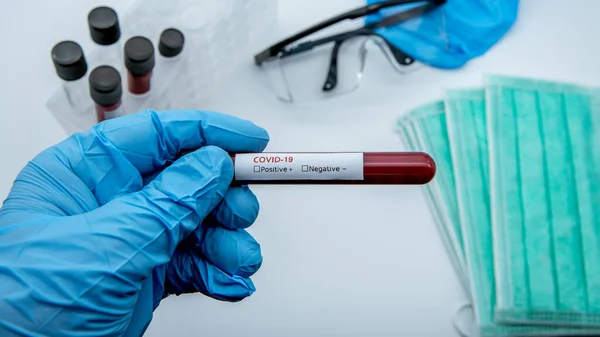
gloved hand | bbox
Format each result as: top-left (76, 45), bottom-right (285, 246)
top-left (0, 109), bottom-right (270, 337)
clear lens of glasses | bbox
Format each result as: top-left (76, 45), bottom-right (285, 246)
top-left (261, 35), bottom-right (423, 103)
top-left (262, 36), bottom-right (367, 103)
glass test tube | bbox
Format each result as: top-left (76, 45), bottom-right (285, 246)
top-left (51, 41), bottom-right (91, 113)
top-left (88, 6), bottom-right (123, 72)
top-left (176, 151), bottom-right (437, 185)
top-left (157, 28), bottom-right (185, 110)
top-left (89, 65), bottom-right (124, 122)
top-left (230, 152), bottom-right (437, 185)
top-left (124, 36), bottom-right (155, 95)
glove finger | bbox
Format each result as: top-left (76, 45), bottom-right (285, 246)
top-left (165, 248), bottom-right (256, 302)
top-left (198, 224), bottom-right (262, 278)
top-left (34, 109), bottom-right (269, 206)
top-left (210, 186), bottom-right (260, 230)
top-left (84, 145), bottom-right (232, 281)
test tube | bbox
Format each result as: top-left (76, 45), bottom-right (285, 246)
top-left (51, 40), bottom-right (91, 113)
top-left (158, 28), bottom-right (185, 109)
top-left (89, 65), bottom-right (124, 122)
top-left (178, 151), bottom-right (436, 185)
top-left (124, 36), bottom-right (155, 95)
top-left (88, 6), bottom-right (123, 71)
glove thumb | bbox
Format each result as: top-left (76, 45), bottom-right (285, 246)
top-left (84, 145), bottom-right (234, 279)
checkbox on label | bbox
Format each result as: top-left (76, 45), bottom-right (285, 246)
top-left (302, 165), bottom-right (308, 172)
top-left (254, 166), bottom-right (260, 172)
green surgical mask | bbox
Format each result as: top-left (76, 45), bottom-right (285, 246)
top-left (396, 101), bottom-right (470, 293)
top-left (446, 87), bottom-right (600, 336)
top-left (487, 75), bottom-right (600, 328)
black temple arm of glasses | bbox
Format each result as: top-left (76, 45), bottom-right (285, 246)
top-left (254, 0), bottom-right (444, 66)
top-left (282, 27), bottom-right (415, 68)
top-left (279, 29), bottom-right (372, 59)
top-left (278, 1), bottom-right (441, 63)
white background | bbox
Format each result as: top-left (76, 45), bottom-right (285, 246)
top-left (1, 1), bottom-right (599, 336)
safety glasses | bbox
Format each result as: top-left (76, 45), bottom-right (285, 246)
top-left (254, 0), bottom-right (446, 103)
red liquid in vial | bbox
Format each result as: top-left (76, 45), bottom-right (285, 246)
top-left (128, 71), bottom-right (152, 95)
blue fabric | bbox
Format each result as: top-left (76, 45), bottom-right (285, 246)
top-left (365, 0), bottom-right (519, 69)
top-left (0, 109), bottom-right (269, 336)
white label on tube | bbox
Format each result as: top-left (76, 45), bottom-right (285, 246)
top-left (234, 153), bottom-right (364, 181)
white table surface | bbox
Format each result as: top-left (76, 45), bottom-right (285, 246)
top-left (1, 1), bottom-right (599, 336)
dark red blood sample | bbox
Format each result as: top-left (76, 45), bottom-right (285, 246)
top-left (362, 152), bottom-right (436, 184)
top-left (127, 71), bottom-right (152, 95)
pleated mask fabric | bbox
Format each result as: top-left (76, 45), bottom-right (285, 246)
top-left (446, 87), bottom-right (600, 336)
top-left (396, 101), bottom-right (469, 292)
top-left (487, 75), bottom-right (600, 328)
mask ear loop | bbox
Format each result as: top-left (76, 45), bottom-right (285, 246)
top-left (452, 302), bottom-right (475, 337)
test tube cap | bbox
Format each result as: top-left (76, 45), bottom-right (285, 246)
top-left (88, 6), bottom-right (121, 46)
top-left (124, 36), bottom-right (155, 76)
top-left (159, 28), bottom-right (185, 57)
top-left (51, 40), bottom-right (88, 81)
top-left (89, 65), bottom-right (122, 106)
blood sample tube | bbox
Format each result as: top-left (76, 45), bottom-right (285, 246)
top-left (88, 6), bottom-right (122, 72)
top-left (124, 36), bottom-right (155, 95)
top-left (178, 151), bottom-right (435, 185)
top-left (157, 28), bottom-right (185, 109)
top-left (51, 40), bottom-right (91, 113)
top-left (89, 65), bottom-right (124, 122)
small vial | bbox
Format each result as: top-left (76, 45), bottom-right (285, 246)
top-left (89, 65), bottom-right (124, 122)
top-left (124, 36), bottom-right (155, 95)
top-left (159, 28), bottom-right (185, 61)
top-left (51, 40), bottom-right (91, 113)
top-left (88, 6), bottom-right (123, 72)
top-left (158, 28), bottom-right (185, 109)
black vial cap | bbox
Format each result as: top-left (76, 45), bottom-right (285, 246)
top-left (124, 36), bottom-right (155, 76)
top-left (159, 28), bottom-right (185, 58)
top-left (88, 6), bottom-right (121, 46)
top-left (51, 41), bottom-right (88, 81)
top-left (89, 65), bottom-right (122, 106)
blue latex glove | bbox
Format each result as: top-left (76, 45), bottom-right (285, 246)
top-left (0, 109), bottom-right (270, 336)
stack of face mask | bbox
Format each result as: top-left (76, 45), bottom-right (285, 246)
top-left (396, 75), bottom-right (600, 337)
